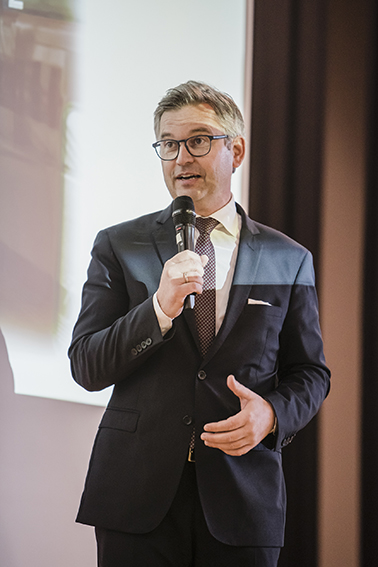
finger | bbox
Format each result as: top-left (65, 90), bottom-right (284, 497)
top-left (175, 250), bottom-right (204, 267)
top-left (203, 413), bottom-right (244, 433)
top-left (227, 374), bottom-right (255, 401)
top-left (202, 435), bottom-right (252, 456)
top-left (177, 263), bottom-right (205, 282)
top-left (201, 428), bottom-right (245, 445)
top-left (200, 254), bottom-right (209, 267)
top-left (166, 262), bottom-right (203, 285)
top-left (203, 437), bottom-right (250, 451)
top-left (181, 271), bottom-right (203, 285)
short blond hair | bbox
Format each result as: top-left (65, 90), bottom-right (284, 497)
top-left (154, 80), bottom-right (245, 139)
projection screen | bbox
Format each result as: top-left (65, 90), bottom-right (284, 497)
top-left (0, 0), bottom-right (248, 405)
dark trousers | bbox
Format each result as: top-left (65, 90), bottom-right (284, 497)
top-left (95, 461), bottom-right (281, 567)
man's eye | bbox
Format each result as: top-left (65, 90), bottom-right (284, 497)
top-left (189, 136), bottom-right (207, 147)
top-left (162, 140), bottom-right (176, 150)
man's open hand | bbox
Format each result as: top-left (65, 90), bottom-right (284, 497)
top-left (200, 375), bottom-right (276, 456)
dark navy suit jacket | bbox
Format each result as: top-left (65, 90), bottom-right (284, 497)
top-left (69, 203), bottom-right (330, 547)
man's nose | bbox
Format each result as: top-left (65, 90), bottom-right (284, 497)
top-left (176, 141), bottom-right (194, 165)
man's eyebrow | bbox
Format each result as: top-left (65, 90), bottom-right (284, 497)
top-left (190, 127), bottom-right (213, 134)
top-left (159, 126), bottom-right (214, 140)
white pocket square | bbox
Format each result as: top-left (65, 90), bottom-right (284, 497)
top-left (248, 299), bottom-right (273, 306)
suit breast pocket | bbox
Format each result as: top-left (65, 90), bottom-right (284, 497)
top-left (246, 303), bottom-right (282, 318)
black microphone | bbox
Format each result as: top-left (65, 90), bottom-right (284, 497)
top-left (172, 195), bottom-right (196, 309)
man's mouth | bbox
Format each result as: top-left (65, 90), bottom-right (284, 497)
top-left (176, 174), bottom-right (201, 180)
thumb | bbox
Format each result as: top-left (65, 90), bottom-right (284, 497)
top-left (227, 374), bottom-right (254, 403)
top-left (200, 254), bottom-right (209, 268)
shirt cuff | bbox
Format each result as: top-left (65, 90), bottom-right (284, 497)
top-left (153, 293), bottom-right (173, 337)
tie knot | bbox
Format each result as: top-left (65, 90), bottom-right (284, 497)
top-left (196, 217), bottom-right (218, 237)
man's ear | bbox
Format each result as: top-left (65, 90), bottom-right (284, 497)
top-left (232, 136), bottom-right (246, 170)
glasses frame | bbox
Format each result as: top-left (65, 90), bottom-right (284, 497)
top-left (152, 134), bottom-right (229, 161)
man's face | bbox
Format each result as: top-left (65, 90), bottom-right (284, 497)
top-left (157, 104), bottom-right (245, 216)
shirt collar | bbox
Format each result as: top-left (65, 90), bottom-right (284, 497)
top-left (197, 195), bottom-right (239, 237)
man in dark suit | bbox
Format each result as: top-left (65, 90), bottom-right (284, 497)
top-left (69, 81), bottom-right (330, 567)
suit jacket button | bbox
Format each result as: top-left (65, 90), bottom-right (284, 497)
top-left (182, 415), bottom-right (193, 426)
top-left (198, 370), bottom-right (206, 380)
top-left (131, 348), bottom-right (138, 356)
top-left (146, 338), bottom-right (152, 346)
top-left (136, 344), bottom-right (143, 352)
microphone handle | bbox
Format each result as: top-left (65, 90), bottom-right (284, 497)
top-left (185, 224), bottom-right (195, 252)
top-left (185, 294), bottom-right (195, 309)
top-left (184, 224), bottom-right (195, 308)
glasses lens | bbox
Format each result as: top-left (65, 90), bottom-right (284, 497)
top-left (186, 136), bottom-right (211, 156)
top-left (155, 136), bottom-right (213, 160)
top-left (157, 140), bottom-right (179, 160)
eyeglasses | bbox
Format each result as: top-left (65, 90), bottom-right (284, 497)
top-left (152, 134), bottom-right (229, 161)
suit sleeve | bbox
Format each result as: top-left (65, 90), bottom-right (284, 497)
top-left (68, 229), bottom-right (172, 391)
top-left (264, 251), bottom-right (330, 450)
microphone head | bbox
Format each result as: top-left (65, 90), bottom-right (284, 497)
top-left (172, 195), bottom-right (196, 228)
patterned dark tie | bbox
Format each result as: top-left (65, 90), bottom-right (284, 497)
top-left (194, 217), bottom-right (218, 356)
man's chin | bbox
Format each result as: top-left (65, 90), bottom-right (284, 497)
top-left (170, 186), bottom-right (203, 201)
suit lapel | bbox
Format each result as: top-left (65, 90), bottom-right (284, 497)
top-left (151, 205), bottom-right (177, 266)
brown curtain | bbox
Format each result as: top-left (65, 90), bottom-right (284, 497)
top-left (248, 1), bottom-right (327, 565)
top-left (361, 3), bottom-right (378, 565)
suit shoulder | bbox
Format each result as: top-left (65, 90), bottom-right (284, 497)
top-left (237, 204), bottom-right (309, 256)
top-left (245, 218), bottom-right (315, 286)
top-left (104, 210), bottom-right (164, 238)
top-left (252, 220), bottom-right (310, 254)
top-left (92, 209), bottom-right (167, 251)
